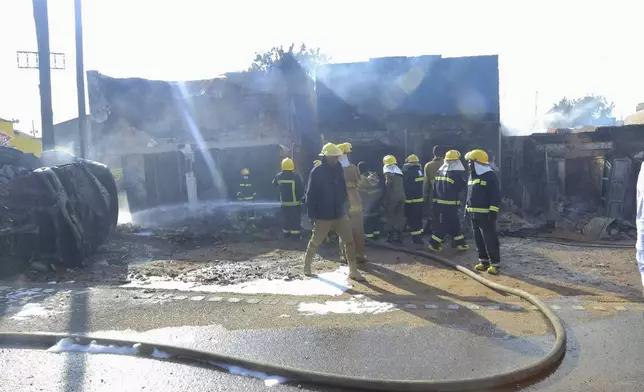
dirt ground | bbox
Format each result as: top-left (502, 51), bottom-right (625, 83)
top-left (7, 227), bottom-right (642, 302)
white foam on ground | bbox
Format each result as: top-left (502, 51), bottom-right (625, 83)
top-left (210, 362), bottom-right (288, 387)
top-left (122, 266), bottom-right (351, 296)
top-left (151, 348), bottom-right (171, 359)
top-left (298, 297), bottom-right (398, 316)
top-left (10, 303), bottom-right (50, 320)
top-left (47, 338), bottom-right (141, 355)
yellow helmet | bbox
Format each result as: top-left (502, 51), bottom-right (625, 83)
top-left (319, 143), bottom-right (343, 157)
top-left (445, 150), bottom-right (461, 161)
top-left (464, 149), bottom-right (489, 165)
top-left (383, 155), bottom-right (397, 165)
top-left (338, 142), bottom-right (352, 154)
top-left (281, 157), bottom-right (294, 171)
top-left (313, 160), bottom-right (322, 167)
top-left (406, 154), bottom-right (420, 163)
top-left (241, 168), bottom-right (250, 176)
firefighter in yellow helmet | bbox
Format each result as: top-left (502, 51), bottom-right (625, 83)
top-left (336, 142), bottom-right (372, 263)
top-left (272, 158), bottom-right (305, 239)
top-left (302, 143), bottom-right (365, 281)
top-left (423, 145), bottom-right (447, 236)
top-left (357, 161), bottom-right (382, 240)
top-left (236, 167), bottom-right (256, 228)
top-left (382, 154), bottom-right (406, 243)
top-left (465, 149), bottom-right (501, 275)
top-left (403, 154), bottom-right (425, 244)
top-left (429, 150), bottom-right (469, 252)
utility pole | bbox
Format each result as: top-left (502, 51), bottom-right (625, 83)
top-left (32, 0), bottom-right (55, 150)
top-left (75, 0), bottom-right (88, 158)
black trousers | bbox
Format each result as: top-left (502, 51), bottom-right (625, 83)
top-left (364, 213), bottom-right (381, 237)
top-left (430, 204), bottom-right (466, 247)
top-left (471, 216), bottom-right (500, 264)
top-left (404, 202), bottom-right (424, 236)
top-left (281, 204), bottom-right (302, 235)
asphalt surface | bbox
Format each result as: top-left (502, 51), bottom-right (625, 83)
top-left (0, 281), bottom-right (642, 392)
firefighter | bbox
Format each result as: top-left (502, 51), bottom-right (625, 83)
top-left (303, 143), bottom-right (365, 281)
top-left (357, 161), bottom-right (382, 240)
top-left (336, 142), bottom-right (369, 263)
top-left (236, 168), bottom-right (256, 227)
top-left (382, 155), bottom-right (406, 244)
top-left (273, 157), bottom-right (305, 239)
top-left (402, 154), bottom-right (425, 244)
top-left (423, 145), bottom-right (446, 236)
top-left (428, 150), bottom-right (469, 252)
top-left (464, 149), bottom-right (501, 275)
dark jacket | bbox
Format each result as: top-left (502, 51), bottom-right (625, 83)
top-left (237, 175), bottom-right (255, 200)
top-left (433, 165), bottom-right (467, 205)
top-left (272, 171), bottom-right (305, 206)
top-left (402, 163), bottom-right (424, 203)
top-left (306, 162), bottom-right (349, 220)
top-left (466, 169), bottom-right (501, 217)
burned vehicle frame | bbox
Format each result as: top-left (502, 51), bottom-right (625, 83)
top-left (0, 146), bottom-right (118, 274)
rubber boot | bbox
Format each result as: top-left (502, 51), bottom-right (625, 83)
top-left (474, 259), bottom-right (489, 272)
top-left (487, 263), bottom-right (500, 275)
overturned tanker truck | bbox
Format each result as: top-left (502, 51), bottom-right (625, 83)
top-left (0, 146), bottom-right (118, 275)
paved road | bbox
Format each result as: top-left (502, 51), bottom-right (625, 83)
top-left (0, 284), bottom-right (642, 391)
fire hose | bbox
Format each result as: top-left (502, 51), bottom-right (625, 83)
top-left (0, 241), bottom-right (566, 391)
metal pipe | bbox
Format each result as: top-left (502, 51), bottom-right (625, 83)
top-left (74, 0), bottom-right (88, 158)
top-left (32, 0), bottom-right (55, 150)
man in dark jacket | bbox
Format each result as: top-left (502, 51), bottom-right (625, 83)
top-left (383, 154), bottom-right (406, 244)
top-left (465, 149), bottom-right (501, 275)
top-left (273, 157), bottom-right (305, 239)
top-left (429, 150), bottom-right (469, 252)
top-left (236, 167), bottom-right (256, 228)
top-left (303, 143), bottom-right (365, 281)
top-left (403, 154), bottom-right (425, 244)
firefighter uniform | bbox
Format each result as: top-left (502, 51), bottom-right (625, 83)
top-left (236, 168), bottom-right (256, 226)
top-left (402, 154), bottom-right (425, 244)
top-left (429, 150), bottom-right (468, 251)
top-left (383, 155), bottom-right (406, 243)
top-left (465, 149), bottom-right (501, 275)
top-left (357, 162), bottom-right (382, 240)
top-left (273, 158), bottom-right (305, 238)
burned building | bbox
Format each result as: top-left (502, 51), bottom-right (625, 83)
top-left (316, 55), bottom-right (501, 172)
top-left (87, 55), bottom-right (316, 213)
top-left (502, 125), bottom-right (644, 221)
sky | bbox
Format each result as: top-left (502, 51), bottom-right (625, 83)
top-left (1, 0), bottom-right (643, 136)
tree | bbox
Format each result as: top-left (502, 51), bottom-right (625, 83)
top-left (546, 94), bottom-right (616, 128)
top-left (247, 43), bottom-right (330, 75)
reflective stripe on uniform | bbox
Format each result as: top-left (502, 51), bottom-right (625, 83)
top-left (433, 198), bottom-right (460, 205)
top-left (405, 198), bottom-right (424, 204)
top-left (468, 179), bottom-right (487, 186)
top-left (290, 230), bottom-right (301, 234)
top-left (466, 207), bottom-right (489, 213)
top-left (281, 201), bottom-right (301, 207)
top-left (239, 183), bottom-right (252, 187)
top-left (415, 177), bottom-right (424, 182)
top-left (453, 235), bottom-right (465, 240)
top-left (365, 233), bottom-right (375, 238)
top-left (373, 231), bottom-right (381, 235)
top-left (237, 196), bottom-right (255, 201)
top-left (277, 179), bottom-right (297, 204)
top-left (489, 205), bottom-right (499, 212)
top-left (411, 229), bottom-right (423, 235)
top-left (282, 229), bottom-right (289, 233)
top-left (435, 176), bottom-right (454, 184)
top-left (431, 235), bottom-right (443, 243)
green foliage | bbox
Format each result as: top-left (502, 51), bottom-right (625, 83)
top-left (248, 43), bottom-right (330, 74)
top-left (547, 95), bottom-right (616, 128)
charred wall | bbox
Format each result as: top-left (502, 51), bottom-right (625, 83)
top-left (316, 55), bottom-right (501, 169)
